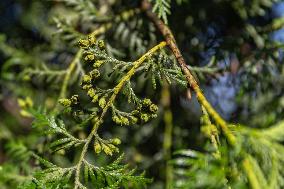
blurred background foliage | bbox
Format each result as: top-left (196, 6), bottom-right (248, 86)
top-left (1, 0), bottom-right (284, 188)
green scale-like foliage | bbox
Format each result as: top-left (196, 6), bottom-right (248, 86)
top-left (13, 34), bottom-right (184, 188)
top-left (172, 113), bottom-right (284, 189)
top-left (1, 0), bottom-right (284, 189)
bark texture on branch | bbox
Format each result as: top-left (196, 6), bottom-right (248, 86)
top-left (141, 0), bottom-right (236, 146)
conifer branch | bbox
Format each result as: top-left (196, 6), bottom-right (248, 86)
top-left (58, 8), bottom-right (143, 105)
top-left (142, 0), bottom-right (236, 146)
top-left (74, 41), bottom-right (167, 188)
top-left (3, 1), bottom-right (284, 188)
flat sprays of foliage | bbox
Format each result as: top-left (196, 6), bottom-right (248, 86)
top-left (1, 0), bottom-right (284, 189)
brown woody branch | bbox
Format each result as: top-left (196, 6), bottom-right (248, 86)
top-left (141, 0), bottom-right (237, 146)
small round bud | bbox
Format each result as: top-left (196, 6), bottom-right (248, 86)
top-left (102, 144), bottom-right (113, 156)
top-left (90, 69), bottom-right (100, 78)
top-left (130, 116), bottom-right (138, 124)
top-left (112, 115), bottom-right (119, 122)
top-left (112, 116), bottom-right (122, 125)
top-left (59, 99), bottom-right (72, 107)
top-left (121, 117), bottom-right (129, 125)
top-left (94, 142), bottom-right (102, 154)
top-left (99, 98), bottom-right (106, 108)
top-left (78, 39), bottom-right (89, 48)
top-left (141, 113), bottom-right (149, 122)
top-left (112, 138), bottom-right (121, 145)
top-left (149, 104), bottom-right (158, 112)
top-left (82, 84), bottom-right (92, 90)
top-left (93, 60), bottom-right (104, 68)
top-left (82, 75), bottom-right (92, 84)
top-left (17, 98), bottom-right (26, 108)
top-left (88, 35), bottom-right (96, 45)
top-left (92, 94), bottom-right (99, 103)
top-left (84, 54), bottom-right (95, 62)
top-left (87, 88), bottom-right (96, 98)
top-left (98, 40), bottom-right (105, 50)
top-left (142, 98), bottom-right (152, 106)
top-left (71, 95), bottom-right (79, 104)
